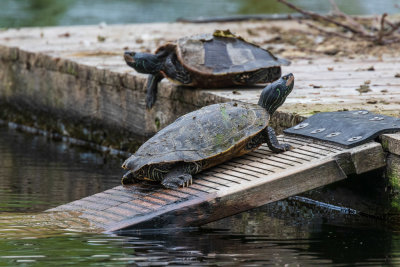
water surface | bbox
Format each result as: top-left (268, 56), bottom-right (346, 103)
top-left (0, 0), bottom-right (398, 28)
top-left (0, 125), bottom-right (123, 212)
top-left (1, 125), bottom-right (400, 266)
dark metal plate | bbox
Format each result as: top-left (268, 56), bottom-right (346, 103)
top-left (283, 111), bottom-right (400, 148)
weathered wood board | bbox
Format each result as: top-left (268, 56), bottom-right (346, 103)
top-left (382, 133), bottom-right (400, 156)
top-left (48, 135), bottom-right (385, 232)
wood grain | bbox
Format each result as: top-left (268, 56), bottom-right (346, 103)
top-left (48, 136), bottom-right (385, 232)
top-left (381, 133), bottom-right (400, 156)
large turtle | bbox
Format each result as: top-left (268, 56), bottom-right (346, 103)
top-left (124, 30), bottom-right (290, 109)
top-left (122, 73), bottom-right (294, 188)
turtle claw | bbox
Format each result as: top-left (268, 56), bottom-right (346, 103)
top-left (184, 177), bottom-right (193, 187)
top-left (161, 173), bottom-right (192, 189)
top-left (272, 143), bottom-right (292, 153)
top-left (183, 178), bottom-right (192, 188)
top-left (282, 143), bottom-right (293, 151)
top-left (146, 94), bottom-right (156, 109)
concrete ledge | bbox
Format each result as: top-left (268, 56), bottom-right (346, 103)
top-left (0, 22), bottom-right (399, 151)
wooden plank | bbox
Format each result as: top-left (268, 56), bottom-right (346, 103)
top-left (47, 137), bottom-right (385, 231)
top-left (212, 165), bottom-right (262, 179)
top-left (381, 133), bottom-right (400, 156)
top-left (351, 142), bottom-right (386, 174)
top-left (207, 174), bottom-right (243, 185)
top-left (242, 154), bottom-right (288, 169)
top-left (196, 174), bottom-right (238, 187)
top-left (249, 151), bottom-right (297, 165)
top-left (207, 170), bottom-right (255, 182)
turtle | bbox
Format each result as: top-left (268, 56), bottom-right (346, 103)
top-left (121, 73), bottom-right (294, 189)
top-left (124, 29), bottom-right (290, 109)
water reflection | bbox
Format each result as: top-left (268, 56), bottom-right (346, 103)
top-left (204, 201), bottom-right (397, 265)
top-left (1, 216), bottom-right (399, 266)
top-left (0, 125), bottom-right (123, 212)
top-left (1, 125), bottom-right (400, 265)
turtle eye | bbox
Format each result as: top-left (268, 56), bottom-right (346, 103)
top-left (282, 76), bottom-right (288, 80)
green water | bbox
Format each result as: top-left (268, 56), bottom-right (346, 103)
top-left (1, 125), bottom-right (400, 266)
top-left (0, 0), bottom-right (399, 28)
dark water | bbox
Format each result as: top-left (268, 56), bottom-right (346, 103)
top-left (0, 0), bottom-right (399, 28)
top-left (0, 125), bottom-right (124, 213)
top-left (2, 125), bottom-right (400, 265)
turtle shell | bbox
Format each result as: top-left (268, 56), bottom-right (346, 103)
top-left (174, 30), bottom-right (290, 75)
top-left (123, 102), bottom-right (269, 173)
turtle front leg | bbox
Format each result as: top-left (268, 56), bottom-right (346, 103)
top-left (163, 53), bottom-right (192, 85)
top-left (161, 165), bottom-right (193, 189)
top-left (265, 126), bottom-right (292, 153)
top-left (145, 73), bottom-right (164, 109)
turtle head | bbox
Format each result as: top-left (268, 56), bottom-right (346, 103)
top-left (258, 73), bottom-right (294, 115)
top-left (124, 51), bottom-right (163, 74)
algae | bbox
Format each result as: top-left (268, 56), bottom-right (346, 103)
top-left (66, 64), bottom-right (78, 76)
top-left (215, 133), bottom-right (225, 146)
top-left (220, 106), bottom-right (230, 122)
top-left (0, 103), bottom-right (144, 155)
top-left (154, 117), bottom-right (161, 130)
top-left (388, 161), bottom-right (400, 212)
top-left (382, 138), bottom-right (389, 151)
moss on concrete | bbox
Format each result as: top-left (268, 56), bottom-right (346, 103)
top-left (0, 102), bottom-right (144, 155)
top-left (154, 117), bottom-right (161, 131)
top-left (388, 174), bottom-right (400, 212)
top-left (66, 63), bottom-right (78, 77)
top-left (382, 138), bottom-right (390, 151)
top-left (387, 155), bottom-right (400, 212)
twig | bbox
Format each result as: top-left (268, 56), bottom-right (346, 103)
top-left (276, 0), bottom-right (372, 37)
top-left (300, 20), bottom-right (352, 40)
top-left (376, 13), bottom-right (387, 44)
top-left (383, 21), bottom-right (400, 37)
top-left (381, 37), bottom-right (400, 44)
top-left (328, 0), bottom-right (341, 16)
top-left (384, 19), bottom-right (396, 28)
top-left (327, 0), bottom-right (368, 35)
top-left (276, 0), bottom-right (400, 45)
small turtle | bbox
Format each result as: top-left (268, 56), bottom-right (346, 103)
top-left (124, 30), bottom-right (290, 108)
top-left (121, 73), bottom-right (294, 188)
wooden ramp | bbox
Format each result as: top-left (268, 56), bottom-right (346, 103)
top-left (48, 135), bottom-right (385, 232)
